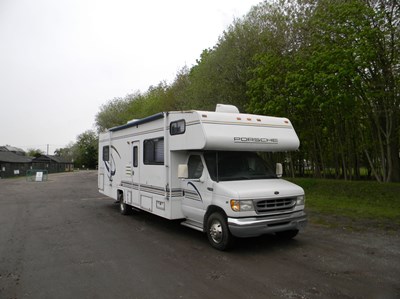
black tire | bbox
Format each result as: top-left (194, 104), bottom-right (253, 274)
top-left (118, 193), bottom-right (131, 215)
top-left (206, 212), bottom-right (234, 251)
top-left (275, 229), bottom-right (299, 240)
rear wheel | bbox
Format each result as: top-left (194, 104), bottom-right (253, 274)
top-left (206, 212), bottom-right (233, 251)
top-left (118, 192), bottom-right (131, 215)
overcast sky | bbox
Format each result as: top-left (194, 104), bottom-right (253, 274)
top-left (0, 0), bottom-right (261, 154)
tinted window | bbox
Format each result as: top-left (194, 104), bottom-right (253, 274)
top-left (133, 146), bottom-right (138, 167)
top-left (170, 120), bottom-right (186, 135)
top-left (188, 155), bottom-right (203, 179)
top-left (204, 151), bottom-right (276, 181)
top-left (102, 146), bottom-right (109, 161)
top-left (144, 138), bottom-right (164, 165)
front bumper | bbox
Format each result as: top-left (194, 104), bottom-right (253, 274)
top-left (228, 211), bottom-right (307, 238)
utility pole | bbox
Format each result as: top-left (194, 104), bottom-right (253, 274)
top-left (47, 144), bottom-right (49, 155)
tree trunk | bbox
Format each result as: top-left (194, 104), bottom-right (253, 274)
top-left (388, 111), bottom-right (400, 182)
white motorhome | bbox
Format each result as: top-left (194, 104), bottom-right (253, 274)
top-left (98, 104), bottom-right (307, 250)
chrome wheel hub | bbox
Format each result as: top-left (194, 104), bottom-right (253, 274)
top-left (209, 220), bottom-right (223, 244)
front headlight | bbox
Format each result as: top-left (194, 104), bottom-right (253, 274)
top-left (230, 200), bottom-right (254, 212)
top-left (296, 195), bottom-right (305, 206)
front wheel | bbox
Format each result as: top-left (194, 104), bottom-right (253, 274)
top-left (206, 212), bottom-right (234, 251)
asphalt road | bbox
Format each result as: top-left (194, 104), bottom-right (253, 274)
top-left (0, 171), bottom-right (399, 299)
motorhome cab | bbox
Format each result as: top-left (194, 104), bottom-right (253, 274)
top-left (98, 104), bottom-right (307, 250)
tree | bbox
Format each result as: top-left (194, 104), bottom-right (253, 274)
top-left (73, 130), bottom-right (98, 169)
top-left (186, 15), bottom-right (264, 112)
top-left (95, 94), bottom-right (141, 132)
top-left (54, 142), bottom-right (75, 161)
top-left (309, 0), bottom-right (400, 182)
top-left (91, 0), bottom-right (399, 182)
top-left (26, 148), bottom-right (44, 158)
top-left (246, 0), bottom-right (399, 182)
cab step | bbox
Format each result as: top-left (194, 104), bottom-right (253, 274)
top-left (181, 219), bottom-right (204, 232)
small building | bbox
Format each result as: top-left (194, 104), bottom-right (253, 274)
top-left (32, 155), bottom-right (74, 173)
top-left (0, 145), bottom-right (74, 178)
top-left (0, 145), bottom-right (26, 156)
top-left (0, 151), bottom-right (33, 179)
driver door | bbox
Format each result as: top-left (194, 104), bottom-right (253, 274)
top-left (181, 155), bottom-right (208, 224)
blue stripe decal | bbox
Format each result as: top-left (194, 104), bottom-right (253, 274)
top-left (187, 182), bottom-right (202, 202)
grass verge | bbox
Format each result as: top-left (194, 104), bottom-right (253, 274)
top-left (288, 178), bottom-right (400, 231)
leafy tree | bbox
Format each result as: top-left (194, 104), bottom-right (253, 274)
top-left (26, 148), bottom-right (44, 158)
top-left (308, 0), bottom-right (400, 182)
top-left (73, 130), bottom-right (98, 169)
top-left (95, 93), bottom-right (142, 132)
top-left (246, 0), bottom-right (399, 182)
top-left (95, 84), bottom-right (177, 132)
top-left (92, 0), bottom-right (399, 182)
top-left (54, 142), bottom-right (75, 161)
top-left (186, 15), bottom-right (263, 112)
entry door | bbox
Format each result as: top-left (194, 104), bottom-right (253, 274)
top-left (131, 141), bottom-right (140, 206)
top-left (181, 155), bottom-right (208, 224)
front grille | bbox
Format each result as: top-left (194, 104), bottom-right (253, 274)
top-left (255, 197), bottom-right (296, 213)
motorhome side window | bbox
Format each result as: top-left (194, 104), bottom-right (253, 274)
top-left (188, 155), bottom-right (203, 179)
top-left (102, 146), bottom-right (109, 162)
top-left (144, 138), bottom-right (164, 165)
top-left (133, 146), bottom-right (138, 167)
top-left (170, 120), bottom-right (185, 135)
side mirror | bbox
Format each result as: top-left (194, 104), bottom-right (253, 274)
top-left (178, 164), bottom-right (188, 179)
top-left (276, 163), bottom-right (283, 178)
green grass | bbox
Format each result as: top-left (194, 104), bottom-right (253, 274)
top-left (288, 178), bottom-right (400, 230)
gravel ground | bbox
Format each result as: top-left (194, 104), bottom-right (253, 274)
top-left (0, 171), bottom-right (399, 299)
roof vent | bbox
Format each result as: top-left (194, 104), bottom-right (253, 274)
top-left (215, 104), bottom-right (239, 114)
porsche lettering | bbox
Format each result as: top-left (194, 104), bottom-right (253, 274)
top-left (233, 137), bottom-right (278, 144)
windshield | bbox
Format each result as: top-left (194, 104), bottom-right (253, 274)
top-left (203, 151), bottom-right (277, 182)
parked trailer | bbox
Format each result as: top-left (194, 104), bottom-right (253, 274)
top-left (98, 104), bottom-right (307, 250)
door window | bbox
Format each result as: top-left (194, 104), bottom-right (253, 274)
top-left (133, 146), bottom-right (138, 167)
top-left (188, 155), bottom-right (204, 179)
